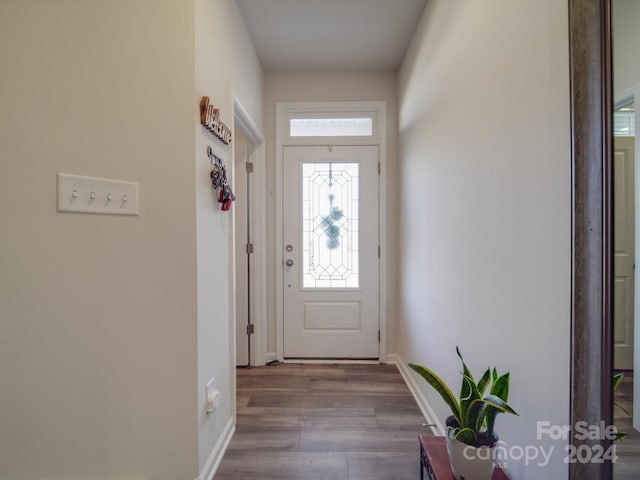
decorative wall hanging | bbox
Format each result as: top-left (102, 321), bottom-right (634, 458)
top-left (207, 146), bottom-right (235, 211)
top-left (200, 96), bottom-right (232, 145)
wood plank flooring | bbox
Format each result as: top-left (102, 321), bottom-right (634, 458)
top-left (214, 363), bottom-right (432, 480)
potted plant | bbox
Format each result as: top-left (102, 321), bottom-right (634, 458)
top-left (409, 347), bottom-right (518, 480)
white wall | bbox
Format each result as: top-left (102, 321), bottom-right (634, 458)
top-left (0, 1), bottom-right (263, 479)
top-left (263, 72), bottom-right (399, 358)
top-left (195, 0), bottom-right (263, 476)
top-left (397, 1), bottom-right (571, 478)
top-left (614, 0), bottom-right (640, 94)
top-left (0, 1), bottom-right (198, 479)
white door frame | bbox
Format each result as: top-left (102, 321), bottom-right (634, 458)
top-left (230, 95), bottom-right (267, 369)
top-left (615, 81), bottom-right (640, 431)
top-left (275, 101), bottom-right (388, 362)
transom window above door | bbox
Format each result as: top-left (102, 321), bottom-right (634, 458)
top-left (290, 117), bottom-right (373, 137)
top-left (280, 104), bottom-right (381, 146)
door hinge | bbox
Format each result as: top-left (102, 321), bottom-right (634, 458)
top-left (246, 243), bottom-right (254, 254)
top-left (246, 162), bottom-right (254, 173)
top-left (247, 324), bottom-right (255, 335)
top-left (378, 162), bottom-right (381, 175)
top-left (378, 245), bottom-right (381, 259)
top-left (378, 330), bottom-right (381, 342)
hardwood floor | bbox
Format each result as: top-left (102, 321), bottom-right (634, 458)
top-left (214, 363), bottom-right (432, 480)
top-left (614, 371), bottom-right (640, 479)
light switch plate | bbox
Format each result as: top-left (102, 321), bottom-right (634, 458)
top-left (57, 173), bottom-right (139, 216)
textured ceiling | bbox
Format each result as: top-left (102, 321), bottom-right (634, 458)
top-left (237, 0), bottom-right (427, 72)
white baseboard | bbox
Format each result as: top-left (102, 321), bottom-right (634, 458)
top-left (281, 358), bottom-right (380, 364)
top-left (265, 351), bottom-right (277, 364)
top-left (269, 353), bottom-right (390, 365)
top-left (382, 353), bottom-right (399, 365)
top-left (392, 353), bottom-right (445, 436)
top-left (199, 417), bottom-right (235, 480)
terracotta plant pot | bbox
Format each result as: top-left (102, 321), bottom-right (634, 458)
top-left (446, 435), bottom-right (496, 480)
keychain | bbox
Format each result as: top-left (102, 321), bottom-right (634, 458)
top-left (210, 167), bottom-right (223, 189)
top-left (219, 184), bottom-right (235, 211)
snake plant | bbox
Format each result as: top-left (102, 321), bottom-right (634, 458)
top-left (409, 347), bottom-right (518, 447)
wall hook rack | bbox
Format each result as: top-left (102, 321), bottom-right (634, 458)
top-left (207, 146), bottom-right (235, 211)
top-left (207, 145), bottom-right (223, 166)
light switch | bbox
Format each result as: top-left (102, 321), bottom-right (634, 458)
top-left (57, 173), bottom-right (139, 216)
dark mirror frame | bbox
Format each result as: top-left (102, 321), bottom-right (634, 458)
top-left (569, 0), bottom-right (614, 479)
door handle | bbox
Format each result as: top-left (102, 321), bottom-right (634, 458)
top-left (286, 259), bottom-right (294, 267)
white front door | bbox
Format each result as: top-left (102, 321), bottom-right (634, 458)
top-left (614, 135), bottom-right (635, 370)
top-left (282, 145), bottom-right (379, 358)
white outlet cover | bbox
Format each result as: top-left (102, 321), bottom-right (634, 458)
top-left (206, 389), bottom-right (221, 413)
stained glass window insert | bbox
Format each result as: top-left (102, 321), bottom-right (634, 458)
top-left (302, 162), bottom-right (359, 288)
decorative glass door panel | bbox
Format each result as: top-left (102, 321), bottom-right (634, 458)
top-left (302, 162), bottom-right (359, 289)
top-left (283, 146), bottom-right (379, 358)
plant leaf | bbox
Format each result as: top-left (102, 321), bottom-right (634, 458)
top-left (614, 431), bottom-right (628, 441)
top-left (483, 394), bottom-right (519, 416)
top-left (490, 372), bottom-right (510, 402)
top-left (613, 372), bottom-right (624, 391)
top-left (485, 373), bottom-right (511, 439)
top-left (467, 399), bottom-right (488, 433)
top-left (613, 373), bottom-right (630, 416)
top-left (409, 363), bottom-right (461, 424)
top-left (460, 375), bottom-right (480, 427)
top-left (614, 401), bottom-right (631, 416)
top-left (456, 346), bottom-right (475, 383)
top-left (477, 368), bottom-right (492, 396)
top-left (453, 427), bottom-right (477, 446)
